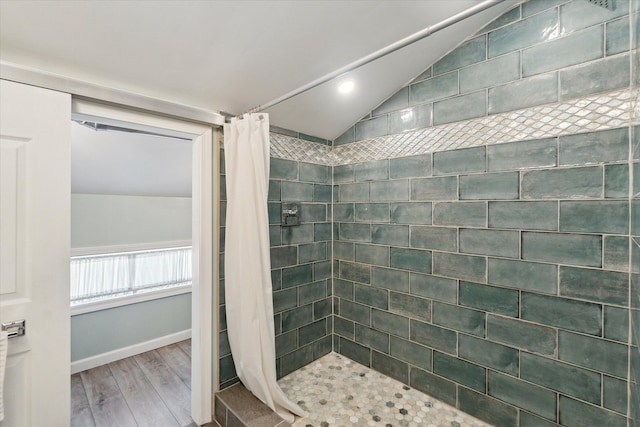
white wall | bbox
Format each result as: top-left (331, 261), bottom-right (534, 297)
top-left (71, 193), bottom-right (191, 248)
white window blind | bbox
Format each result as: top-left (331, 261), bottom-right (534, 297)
top-left (70, 246), bottom-right (192, 305)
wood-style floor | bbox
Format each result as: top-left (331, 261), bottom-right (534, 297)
top-left (71, 340), bottom-right (197, 427)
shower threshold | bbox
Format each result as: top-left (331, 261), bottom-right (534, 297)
top-left (279, 352), bottom-right (492, 427)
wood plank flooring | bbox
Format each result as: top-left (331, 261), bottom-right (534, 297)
top-left (72, 339), bottom-right (197, 427)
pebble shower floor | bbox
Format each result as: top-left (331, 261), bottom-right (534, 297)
top-left (278, 353), bottom-right (491, 427)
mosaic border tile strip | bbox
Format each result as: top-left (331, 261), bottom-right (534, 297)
top-left (222, 132), bottom-right (334, 165)
top-left (279, 353), bottom-right (492, 427)
top-left (270, 133), bottom-right (334, 166)
top-left (332, 88), bottom-right (638, 166)
top-left (266, 88), bottom-right (638, 167)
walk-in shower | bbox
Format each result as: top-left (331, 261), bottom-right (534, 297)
top-left (217, 0), bottom-right (639, 426)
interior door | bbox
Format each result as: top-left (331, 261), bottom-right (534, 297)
top-left (0, 80), bottom-right (71, 426)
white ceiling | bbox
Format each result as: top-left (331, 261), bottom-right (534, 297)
top-left (0, 0), bottom-right (518, 141)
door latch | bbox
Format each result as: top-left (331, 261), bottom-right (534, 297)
top-left (1, 319), bottom-right (26, 338)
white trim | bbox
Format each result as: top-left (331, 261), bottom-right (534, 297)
top-left (71, 240), bottom-right (193, 256)
top-left (72, 99), bottom-right (217, 135)
top-left (70, 285), bottom-right (192, 316)
top-left (191, 126), bottom-right (215, 424)
top-left (70, 99), bottom-right (215, 425)
top-left (70, 329), bottom-right (192, 374)
top-left (1, 61), bottom-right (225, 126)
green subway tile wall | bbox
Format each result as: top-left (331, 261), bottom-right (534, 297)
top-left (330, 1), bottom-right (636, 425)
top-left (219, 154), bottom-right (333, 388)
top-left (333, 123), bottom-right (634, 425)
top-left (218, 1), bottom-right (639, 426)
top-left (337, 1), bottom-right (633, 144)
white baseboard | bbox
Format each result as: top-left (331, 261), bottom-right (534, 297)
top-left (71, 329), bottom-right (192, 374)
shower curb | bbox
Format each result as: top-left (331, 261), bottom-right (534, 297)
top-left (214, 383), bottom-right (292, 427)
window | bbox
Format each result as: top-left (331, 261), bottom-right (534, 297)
top-left (70, 246), bottom-right (192, 306)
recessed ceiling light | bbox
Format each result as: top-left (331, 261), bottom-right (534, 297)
top-left (338, 80), bottom-right (355, 94)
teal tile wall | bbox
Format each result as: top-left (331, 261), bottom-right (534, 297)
top-left (333, 126), bottom-right (633, 426)
top-left (410, 71), bottom-right (459, 105)
top-left (270, 125), bottom-right (331, 146)
top-left (337, 0), bottom-right (633, 144)
top-left (330, 4), bottom-right (635, 423)
top-left (433, 36), bottom-right (486, 76)
top-left (459, 51), bottom-right (520, 94)
top-left (521, 25), bottom-right (604, 77)
top-left (219, 153), bottom-right (333, 388)
top-left (631, 0), bottom-right (639, 415)
top-left (434, 90), bottom-right (487, 125)
top-left (220, 2), bottom-right (638, 427)
top-left (433, 146), bottom-right (486, 175)
top-left (560, 53), bottom-right (631, 100)
top-left (489, 72), bottom-right (559, 114)
top-left (488, 371), bottom-right (557, 421)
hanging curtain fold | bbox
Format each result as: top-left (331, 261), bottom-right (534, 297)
top-left (223, 113), bottom-right (305, 423)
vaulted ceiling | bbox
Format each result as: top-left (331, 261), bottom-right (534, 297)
top-left (71, 121), bottom-right (193, 197)
top-left (0, 0), bottom-right (519, 141)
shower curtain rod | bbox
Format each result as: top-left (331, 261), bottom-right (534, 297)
top-left (244, 0), bottom-right (506, 115)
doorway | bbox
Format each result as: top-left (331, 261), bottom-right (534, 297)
top-left (71, 99), bottom-right (217, 425)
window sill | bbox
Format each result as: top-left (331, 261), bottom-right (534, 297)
top-left (70, 284), bottom-right (192, 316)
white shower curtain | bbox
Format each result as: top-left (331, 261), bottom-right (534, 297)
top-left (223, 113), bottom-right (305, 423)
